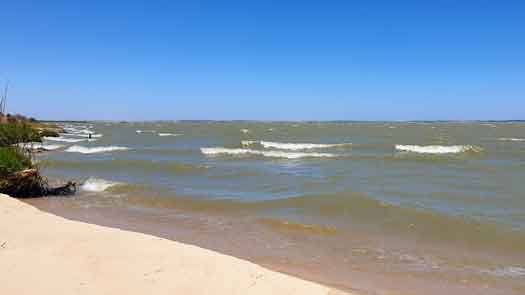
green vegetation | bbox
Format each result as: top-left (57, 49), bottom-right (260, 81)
top-left (0, 123), bottom-right (42, 146)
top-left (0, 122), bottom-right (40, 178)
top-left (38, 129), bottom-right (60, 138)
top-left (0, 147), bottom-right (32, 178)
top-left (0, 120), bottom-right (77, 198)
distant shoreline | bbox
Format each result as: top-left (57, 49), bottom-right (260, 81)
top-left (40, 119), bottom-right (525, 123)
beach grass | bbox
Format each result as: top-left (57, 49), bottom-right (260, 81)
top-left (0, 147), bottom-right (33, 178)
top-left (0, 123), bottom-right (42, 147)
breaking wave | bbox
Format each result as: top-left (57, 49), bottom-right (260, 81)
top-left (81, 178), bottom-right (121, 192)
top-left (242, 140), bottom-right (351, 150)
top-left (136, 130), bottom-right (156, 134)
top-left (395, 145), bottom-right (482, 154)
top-left (65, 145), bottom-right (129, 154)
top-left (158, 133), bottom-right (182, 137)
top-left (498, 138), bottom-right (525, 142)
top-left (200, 147), bottom-right (335, 159)
top-left (17, 142), bottom-right (65, 151)
top-left (66, 133), bottom-right (103, 138)
top-left (44, 136), bottom-right (87, 143)
top-left (483, 266), bottom-right (525, 278)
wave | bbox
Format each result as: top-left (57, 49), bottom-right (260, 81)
top-left (240, 129), bottom-right (250, 134)
top-left (242, 140), bottom-right (351, 151)
top-left (483, 266), bottom-right (525, 278)
top-left (63, 127), bottom-right (82, 133)
top-left (240, 140), bottom-right (257, 146)
top-left (65, 145), bottom-right (129, 154)
top-left (65, 133), bottom-right (103, 138)
top-left (395, 145), bottom-right (482, 154)
top-left (44, 136), bottom-right (87, 143)
top-left (498, 138), bottom-right (525, 142)
top-left (258, 218), bottom-right (338, 236)
top-left (158, 133), bottom-right (182, 137)
top-left (201, 147), bottom-right (335, 159)
top-left (44, 159), bottom-right (209, 175)
top-left (136, 130), bottom-right (156, 134)
top-left (124, 189), bottom-right (525, 254)
top-left (81, 178), bottom-right (121, 192)
top-left (16, 142), bottom-right (65, 151)
top-left (78, 129), bottom-right (95, 134)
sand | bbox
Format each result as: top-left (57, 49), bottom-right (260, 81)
top-left (0, 194), bottom-right (348, 295)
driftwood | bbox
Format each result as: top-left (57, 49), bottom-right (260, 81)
top-left (46, 181), bottom-right (77, 196)
top-left (0, 169), bottom-right (77, 198)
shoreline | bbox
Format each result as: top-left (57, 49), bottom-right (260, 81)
top-left (0, 194), bottom-right (348, 295)
top-left (22, 191), bottom-right (525, 295)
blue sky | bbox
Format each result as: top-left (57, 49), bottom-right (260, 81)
top-left (1, 0), bottom-right (524, 120)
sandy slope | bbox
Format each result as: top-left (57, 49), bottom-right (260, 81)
top-left (0, 194), bottom-right (348, 295)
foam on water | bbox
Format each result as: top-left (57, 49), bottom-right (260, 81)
top-left (81, 178), bottom-right (121, 192)
top-left (240, 129), bottom-right (250, 134)
top-left (242, 140), bottom-right (351, 150)
top-left (65, 145), bottom-right (129, 154)
top-left (498, 138), bottom-right (525, 142)
top-left (79, 129), bottom-right (95, 134)
top-left (17, 142), bottom-right (65, 151)
top-left (201, 147), bottom-right (335, 159)
top-left (483, 266), bottom-right (525, 278)
top-left (158, 133), bottom-right (182, 137)
top-left (240, 140), bottom-right (258, 146)
top-left (136, 130), bottom-right (156, 134)
top-left (65, 133), bottom-right (103, 138)
top-left (44, 136), bottom-right (87, 143)
top-left (395, 145), bottom-right (481, 154)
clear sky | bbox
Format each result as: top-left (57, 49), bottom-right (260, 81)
top-left (1, 0), bottom-right (524, 121)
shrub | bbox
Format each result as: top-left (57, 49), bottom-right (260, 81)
top-left (0, 147), bottom-right (32, 178)
top-left (0, 123), bottom-right (42, 147)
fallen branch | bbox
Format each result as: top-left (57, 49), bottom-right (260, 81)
top-left (0, 169), bottom-right (77, 198)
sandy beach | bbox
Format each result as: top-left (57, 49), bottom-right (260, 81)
top-left (0, 194), bottom-right (347, 295)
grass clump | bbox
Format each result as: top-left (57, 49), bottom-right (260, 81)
top-left (0, 123), bottom-right (42, 146)
top-left (0, 147), bottom-right (32, 178)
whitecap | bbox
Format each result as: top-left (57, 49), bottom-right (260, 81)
top-left (483, 266), bottom-right (525, 278)
top-left (44, 136), bottom-right (87, 143)
top-left (240, 129), bottom-right (250, 134)
top-left (65, 145), bottom-right (129, 154)
top-left (242, 140), bottom-right (351, 151)
top-left (395, 145), bottom-right (481, 154)
top-left (16, 142), bottom-right (65, 151)
top-left (65, 133), bottom-right (103, 138)
top-left (241, 140), bottom-right (258, 146)
top-left (81, 178), bottom-right (121, 192)
top-left (158, 133), bottom-right (182, 137)
top-left (201, 147), bottom-right (335, 159)
top-left (498, 138), bottom-right (525, 142)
